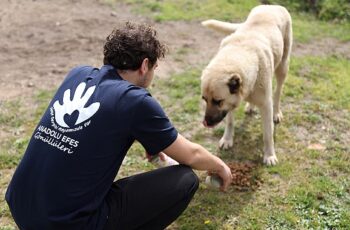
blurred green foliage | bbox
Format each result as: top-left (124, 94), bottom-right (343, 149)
top-left (269, 0), bottom-right (350, 22)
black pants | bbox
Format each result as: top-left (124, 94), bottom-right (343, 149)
top-left (103, 165), bottom-right (199, 230)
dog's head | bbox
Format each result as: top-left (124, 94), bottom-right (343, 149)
top-left (201, 68), bottom-right (243, 127)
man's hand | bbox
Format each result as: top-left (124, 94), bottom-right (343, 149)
top-left (216, 162), bottom-right (233, 192)
top-left (146, 152), bottom-right (179, 168)
top-left (208, 161), bottom-right (232, 192)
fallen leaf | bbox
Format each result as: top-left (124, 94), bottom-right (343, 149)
top-left (204, 220), bottom-right (211, 225)
top-left (307, 143), bottom-right (326, 151)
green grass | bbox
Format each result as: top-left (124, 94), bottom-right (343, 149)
top-left (148, 59), bottom-right (350, 229)
top-left (117, 0), bottom-right (350, 42)
top-left (123, 0), bottom-right (259, 22)
top-left (286, 177), bottom-right (350, 229)
top-left (1, 0), bottom-right (350, 229)
top-left (0, 101), bottom-right (27, 170)
top-left (0, 91), bottom-right (54, 170)
top-left (286, 56), bottom-right (350, 109)
top-left (292, 15), bottom-right (350, 42)
top-left (0, 91), bottom-right (54, 230)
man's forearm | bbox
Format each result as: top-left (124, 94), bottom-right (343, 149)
top-left (185, 143), bottom-right (226, 173)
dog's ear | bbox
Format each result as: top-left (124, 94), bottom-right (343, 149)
top-left (227, 75), bottom-right (241, 94)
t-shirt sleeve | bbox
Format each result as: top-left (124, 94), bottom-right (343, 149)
top-left (131, 94), bottom-right (178, 155)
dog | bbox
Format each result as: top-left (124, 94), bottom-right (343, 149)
top-left (200, 5), bottom-right (292, 166)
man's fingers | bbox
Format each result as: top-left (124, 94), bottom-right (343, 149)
top-left (220, 178), bottom-right (231, 192)
top-left (159, 152), bottom-right (166, 161)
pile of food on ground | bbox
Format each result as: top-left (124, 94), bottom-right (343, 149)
top-left (227, 161), bottom-right (262, 191)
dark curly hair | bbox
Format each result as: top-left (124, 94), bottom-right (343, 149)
top-left (103, 22), bottom-right (167, 70)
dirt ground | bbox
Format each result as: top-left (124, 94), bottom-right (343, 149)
top-left (1, 0), bottom-right (349, 103)
top-left (1, 0), bottom-right (350, 228)
top-left (0, 0), bottom-right (222, 102)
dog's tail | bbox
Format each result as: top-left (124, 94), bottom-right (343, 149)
top-left (201, 19), bottom-right (241, 34)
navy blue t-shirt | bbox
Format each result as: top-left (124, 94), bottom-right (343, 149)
top-left (5, 65), bottom-right (178, 230)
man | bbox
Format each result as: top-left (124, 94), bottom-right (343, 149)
top-left (6, 22), bottom-right (232, 230)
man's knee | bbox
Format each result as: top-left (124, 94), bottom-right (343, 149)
top-left (176, 165), bottom-right (199, 198)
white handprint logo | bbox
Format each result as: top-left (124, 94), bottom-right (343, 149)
top-left (53, 82), bottom-right (100, 128)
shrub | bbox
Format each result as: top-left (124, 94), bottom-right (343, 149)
top-left (266, 0), bottom-right (350, 22)
top-left (319, 0), bottom-right (350, 22)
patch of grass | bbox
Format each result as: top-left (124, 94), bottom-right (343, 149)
top-left (123, 0), bottom-right (259, 22)
top-left (0, 100), bottom-right (27, 170)
top-left (173, 46), bottom-right (192, 63)
top-left (286, 177), bottom-right (350, 229)
top-left (0, 155), bottom-right (22, 170)
top-left (2, 2), bottom-right (350, 228)
top-left (0, 226), bottom-right (16, 230)
top-left (2, 63), bottom-right (350, 229)
top-left (0, 90), bottom-right (54, 229)
top-left (286, 56), bottom-right (350, 109)
top-left (148, 54), bottom-right (349, 228)
top-left (35, 90), bottom-right (54, 117)
top-left (118, 141), bottom-right (156, 178)
top-left (327, 148), bottom-right (350, 173)
top-left (266, 210), bottom-right (298, 229)
top-left (292, 13), bottom-right (350, 42)
top-left (179, 186), bottom-right (257, 230)
top-left (266, 161), bottom-right (294, 179)
top-left (153, 68), bottom-right (202, 133)
top-left (114, 0), bottom-right (350, 42)
top-left (0, 90), bottom-right (54, 170)
top-left (0, 100), bottom-right (23, 129)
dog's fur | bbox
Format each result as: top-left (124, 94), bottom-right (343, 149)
top-left (201, 5), bottom-right (292, 165)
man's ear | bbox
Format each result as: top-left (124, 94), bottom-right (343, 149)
top-left (140, 58), bottom-right (149, 76)
top-left (227, 75), bottom-right (241, 94)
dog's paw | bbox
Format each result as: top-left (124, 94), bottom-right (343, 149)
top-left (263, 155), bottom-right (278, 166)
top-left (219, 137), bottom-right (233, 149)
top-left (273, 111), bottom-right (283, 124)
top-left (244, 103), bottom-right (257, 115)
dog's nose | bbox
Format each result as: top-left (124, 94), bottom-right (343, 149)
top-left (204, 116), bottom-right (216, 127)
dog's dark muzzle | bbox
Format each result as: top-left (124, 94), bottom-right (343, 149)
top-left (203, 110), bottom-right (227, 127)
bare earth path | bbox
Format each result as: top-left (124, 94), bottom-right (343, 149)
top-left (0, 0), bottom-right (224, 101)
top-left (1, 0), bottom-right (349, 102)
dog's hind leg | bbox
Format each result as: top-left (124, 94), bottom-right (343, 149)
top-left (273, 22), bottom-right (292, 124)
top-left (219, 110), bottom-right (234, 149)
top-left (273, 63), bottom-right (287, 124)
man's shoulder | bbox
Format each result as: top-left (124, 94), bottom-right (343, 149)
top-left (67, 65), bottom-right (95, 77)
top-left (119, 85), bottom-right (151, 106)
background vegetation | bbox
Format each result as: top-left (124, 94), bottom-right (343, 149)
top-left (271, 0), bottom-right (350, 22)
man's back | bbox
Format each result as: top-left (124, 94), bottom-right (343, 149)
top-left (5, 65), bottom-right (158, 230)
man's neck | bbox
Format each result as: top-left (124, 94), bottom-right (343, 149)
top-left (117, 69), bottom-right (140, 86)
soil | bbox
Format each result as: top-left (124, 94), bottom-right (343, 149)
top-left (0, 0), bottom-right (223, 101)
top-left (1, 0), bottom-right (349, 102)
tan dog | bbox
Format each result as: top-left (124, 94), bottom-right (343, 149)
top-left (201, 5), bottom-right (292, 165)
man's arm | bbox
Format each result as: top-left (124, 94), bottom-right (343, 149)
top-left (162, 134), bottom-right (233, 191)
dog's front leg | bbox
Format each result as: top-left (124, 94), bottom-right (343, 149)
top-left (219, 110), bottom-right (233, 149)
top-left (260, 100), bottom-right (278, 165)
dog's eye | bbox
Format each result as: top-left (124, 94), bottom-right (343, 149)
top-left (212, 99), bottom-right (223, 106)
